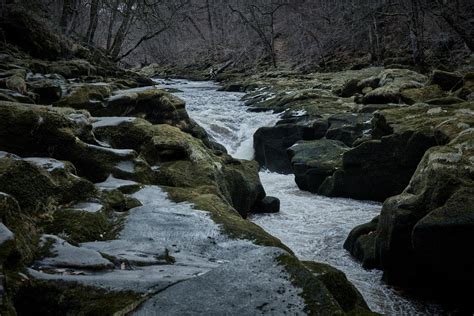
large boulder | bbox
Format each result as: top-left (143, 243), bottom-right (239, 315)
top-left (325, 112), bottom-right (373, 146)
top-left (93, 118), bottom-right (267, 218)
top-left (319, 102), bottom-right (474, 201)
top-left (343, 216), bottom-right (379, 269)
top-left (288, 139), bottom-right (349, 193)
top-left (27, 79), bottom-right (63, 104)
top-left (0, 102), bottom-right (149, 182)
top-left (430, 70), bottom-right (464, 91)
top-left (362, 69), bottom-right (427, 104)
top-left (346, 129), bottom-right (474, 311)
top-left (251, 196), bottom-right (280, 214)
top-left (55, 85), bottom-right (198, 136)
top-left (254, 119), bottom-right (328, 173)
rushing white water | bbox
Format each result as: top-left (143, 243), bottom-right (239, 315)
top-left (164, 79), bottom-right (442, 315)
top-left (156, 79), bottom-right (280, 159)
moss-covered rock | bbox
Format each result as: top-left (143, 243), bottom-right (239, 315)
top-left (362, 69), bottom-right (427, 104)
top-left (43, 208), bottom-right (123, 245)
top-left (303, 261), bottom-right (374, 314)
top-left (343, 216), bottom-right (379, 269)
top-left (346, 128), bottom-right (474, 311)
top-left (13, 280), bottom-right (142, 316)
top-left (94, 118), bottom-right (268, 218)
top-left (430, 70), bottom-right (464, 91)
top-left (277, 254), bottom-right (376, 315)
top-left (320, 102), bottom-right (474, 201)
top-left (288, 139), bottom-right (349, 193)
top-left (0, 102), bottom-right (146, 182)
top-left (400, 85), bottom-right (446, 105)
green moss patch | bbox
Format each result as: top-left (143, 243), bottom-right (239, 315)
top-left (42, 209), bottom-right (124, 245)
top-left (13, 280), bottom-right (142, 316)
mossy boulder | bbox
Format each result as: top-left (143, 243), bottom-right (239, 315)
top-left (55, 85), bottom-right (195, 135)
top-left (277, 253), bottom-right (376, 315)
top-left (13, 280), bottom-right (142, 316)
top-left (254, 120), bottom-right (328, 174)
top-left (430, 70), bottom-right (464, 91)
top-left (27, 79), bottom-right (62, 104)
top-left (303, 261), bottom-right (374, 314)
top-left (400, 85), bottom-right (446, 105)
top-left (54, 83), bottom-right (112, 111)
top-left (343, 216), bottom-right (379, 269)
top-left (0, 156), bottom-right (58, 212)
top-left (346, 129), bottom-right (474, 311)
top-left (320, 102), bottom-right (474, 201)
top-left (0, 102), bottom-right (145, 182)
top-left (362, 69), bottom-right (427, 104)
top-left (94, 118), bottom-right (268, 218)
top-left (288, 139), bottom-right (349, 193)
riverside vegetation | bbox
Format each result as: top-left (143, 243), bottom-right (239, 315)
top-left (0, 3), bottom-right (473, 316)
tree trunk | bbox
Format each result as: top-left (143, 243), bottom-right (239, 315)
top-left (60, 0), bottom-right (75, 34)
top-left (205, 0), bottom-right (216, 59)
top-left (109, 0), bottom-right (136, 59)
top-left (86, 0), bottom-right (100, 45)
top-left (441, 14), bottom-right (474, 51)
top-left (106, 0), bottom-right (119, 51)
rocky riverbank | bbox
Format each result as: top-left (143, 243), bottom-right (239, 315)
top-left (0, 6), bottom-right (377, 315)
top-left (217, 64), bottom-right (473, 312)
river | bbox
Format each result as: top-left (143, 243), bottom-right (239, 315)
top-left (161, 79), bottom-right (442, 315)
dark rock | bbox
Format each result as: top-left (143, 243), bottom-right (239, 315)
top-left (400, 85), bottom-right (445, 105)
top-left (339, 79), bottom-right (360, 97)
top-left (362, 69), bottom-right (426, 104)
top-left (319, 102), bottom-right (474, 201)
top-left (303, 261), bottom-right (372, 314)
top-left (345, 126), bottom-right (474, 311)
top-left (252, 196), bottom-right (280, 214)
top-left (288, 139), bottom-right (349, 193)
top-left (27, 79), bottom-right (62, 104)
top-left (318, 131), bottom-right (438, 201)
top-left (343, 216), bottom-right (379, 269)
top-left (208, 141), bottom-right (227, 154)
top-left (325, 113), bottom-right (372, 146)
top-left (430, 70), bottom-right (464, 91)
top-left (254, 120), bottom-right (328, 173)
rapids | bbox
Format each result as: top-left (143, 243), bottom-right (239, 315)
top-left (162, 79), bottom-right (442, 315)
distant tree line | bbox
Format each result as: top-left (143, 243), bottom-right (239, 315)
top-left (5, 0), bottom-right (474, 69)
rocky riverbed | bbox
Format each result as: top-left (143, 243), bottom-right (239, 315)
top-left (0, 6), bottom-right (377, 315)
top-left (0, 5), bottom-right (473, 315)
top-left (216, 66), bottom-right (474, 313)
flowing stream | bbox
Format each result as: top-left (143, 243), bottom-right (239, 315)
top-left (162, 79), bottom-right (442, 315)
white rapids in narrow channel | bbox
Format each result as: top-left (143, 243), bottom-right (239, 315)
top-left (163, 79), bottom-right (443, 315)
